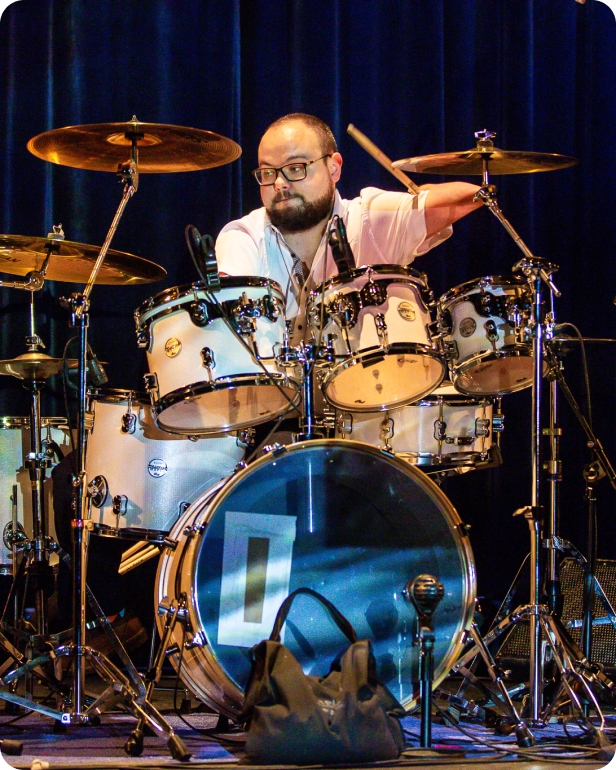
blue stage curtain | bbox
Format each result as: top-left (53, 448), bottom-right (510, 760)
top-left (1, 0), bottom-right (615, 598)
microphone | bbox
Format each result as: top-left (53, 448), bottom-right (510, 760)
top-left (185, 225), bottom-right (220, 290)
top-left (328, 215), bottom-right (355, 275)
top-left (87, 348), bottom-right (108, 386)
top-left (404, 574), bottom-right (445, 620)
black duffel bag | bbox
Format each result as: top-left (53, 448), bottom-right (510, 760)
top-left (241, 587), bottom-right (406, 765)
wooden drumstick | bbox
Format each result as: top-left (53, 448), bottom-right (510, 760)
top-left (347, 124), bottom-right (421, 194)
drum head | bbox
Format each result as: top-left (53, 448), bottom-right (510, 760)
top-left (161, 440), bottom-right (475, 714)
top-left (155, 375), bottom-right (299, 434)
top-left (323, 347), bottom-right (445, 411)
top-left (453, 350), bottom-right (544, 395)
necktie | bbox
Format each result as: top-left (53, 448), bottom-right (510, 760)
top-left (290, 251), bottom-right (310, 288)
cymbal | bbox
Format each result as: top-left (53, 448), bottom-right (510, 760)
top-left (27, 119), bottom-right (242, 173)
top-left (0, 352), bottom-right (78, 380)
top-left (392, 148), bottom-right (578, 176)
top-left (0, 234), bottom-right (166, 284)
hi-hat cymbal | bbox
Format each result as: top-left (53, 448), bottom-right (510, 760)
top-left (0, 352), bottom-right (78, 380)
top-left (27, 119), bottom-right (242, 173)
top-left (0, 234), bottom-right (166, 284)
top-left (393, 148), bottom-right (578, 175)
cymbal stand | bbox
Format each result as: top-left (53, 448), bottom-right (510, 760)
top-left (53, 147), bottom-right (189, 759)
top-left (466, 172), bottom-right (613, 742)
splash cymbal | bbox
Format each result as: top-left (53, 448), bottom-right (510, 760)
top-left (27, 118), bottom-right (242, 173)
top-left (0, 234), bottom-right (166, 284)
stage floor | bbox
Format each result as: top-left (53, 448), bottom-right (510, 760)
top-left (0, 674), bottom-right (612, 770)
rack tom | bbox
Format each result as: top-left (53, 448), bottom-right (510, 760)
top-left (135, 279), bottom-right (299, 434)
top-left (437, 275), bottom-right (542, 395)
top-left (307, 265), bottom-right (445, 412)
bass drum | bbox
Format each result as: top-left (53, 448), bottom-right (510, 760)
top-left (156, 440), bottom-right (475, 717)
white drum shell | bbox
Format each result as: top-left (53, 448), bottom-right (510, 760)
top-left (86, 393), bottom-right (244, 535)
top-left (308, 267), bottom-right (444, 411)
top-left (0, 418), bottom-right (71, 567)
top-left (336, 385), bottom-right (493, 466)
top-left (438, 277), bottom-right (535, 395)
top-left (139, 282), bottom-right (287, 395)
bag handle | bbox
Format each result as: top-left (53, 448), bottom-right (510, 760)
top-left (270, 587), bottom-right (358, 644)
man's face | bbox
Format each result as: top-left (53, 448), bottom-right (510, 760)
top-left (257, 121), bottom-right (342, 233)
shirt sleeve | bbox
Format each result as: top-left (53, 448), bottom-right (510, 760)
top-left (215, 225), bottom-right (262, 277)
top-left (358, 187), bottom-right (452, 264)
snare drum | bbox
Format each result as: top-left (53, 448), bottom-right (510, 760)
top-left (156, 440), bottom-right (475, 716)
top-left (85, 390), bottom-right (245, 541)
top-left (437, 276), bottom-right (542, 395)
top-left (0, 417), bottom-right (71, 568)
top-left (135, 278), bottom-right (299, 434)
top-left (336, 384), bottom-right (500, 472)
top-left (307, 265), bottom-right (445, 411)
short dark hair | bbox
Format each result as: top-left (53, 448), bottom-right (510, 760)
top-left (264, 113), bottom-right (338, 155)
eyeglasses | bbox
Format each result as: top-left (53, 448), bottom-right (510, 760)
top-left (252, 154), bottom-right (332, 186)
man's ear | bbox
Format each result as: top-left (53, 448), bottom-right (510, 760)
top-left (329, 152), bottom-right (343, 183)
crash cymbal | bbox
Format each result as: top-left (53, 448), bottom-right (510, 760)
top-left (393, 148), bottom-right (578, 175)
top-left (0, 352), bottom-right (78, 380)
top-left (27, 118), bottom-right (242, 173)
top-left (0, 234), bottom-right (166, 284)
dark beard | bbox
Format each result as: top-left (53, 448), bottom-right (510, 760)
top-left (266, 187), bottom-right (334, 233)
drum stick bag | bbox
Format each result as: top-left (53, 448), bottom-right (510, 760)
top-left (240, 586), bottom-right (406, 765)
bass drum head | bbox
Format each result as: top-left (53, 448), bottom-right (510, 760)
top-left (157, 440), bottom-right (475, 717)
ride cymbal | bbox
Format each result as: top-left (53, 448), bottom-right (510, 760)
top-left (393, 147), bottom-right (578, 175)
top-left (0, 234), bottom-right (166, 284)
top-left (27, 118), bottom-right (242, 173)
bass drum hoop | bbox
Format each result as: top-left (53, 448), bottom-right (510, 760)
top-left (321, 344), bottom-right (445, 412)
top-left (153, 373), bottom-right (300, 435)
top-left (156, 439), bottom-right (475, 717)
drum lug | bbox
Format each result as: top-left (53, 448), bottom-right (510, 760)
top-left (121, 411), bottom-right (137, 434)
top-left (474, 417), bottom-right (491, 439)
top-left (457, 521), bottom-right (472, 537)
top-left (88, 475), bottom-right (108, 509)
top-left (484, 319), bottom-right (499, 349)
top-left (434, 419), bottom-right (447, 442)
top-left (112, 494), bottom-right (128, 517)
top-left (374, 313), bottom-right (389, 347)
top-left (143, 372), bottom-right (160, 404)
top-left (200, 347), bottom-right (216, 381)
top-left (233, 460), bottom-right (247, 475)
top-left (188, 300), bottom-right (211, 327)
top-left (336, 412), bottom-right (353, 436)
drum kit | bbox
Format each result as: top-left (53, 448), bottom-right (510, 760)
top-left (0, 116), bottom-right (612, 758)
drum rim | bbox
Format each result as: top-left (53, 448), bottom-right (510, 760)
top-left (87, 387), bottom-right (149, 405)
top-left (438, 274), bottom-right (529, 310)
top-left (153, 373), bottom-right (301, 435)
top-left (0, 416), bottom-right (69, 429)
top-left (158, 439), bottom-right (476, 716)
top-left (307, 263), bottom-right (430, 298)
top-left (321, 343), bottom-right (446, 412)
top-left (135, 277), bottom-right (284, 323)
top-left (90, 522), bottom-right (169, 544)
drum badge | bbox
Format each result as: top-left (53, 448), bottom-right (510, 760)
top-left (459, 317), bottom-right (476, 338)
top-left (397, 301), bottom-right (416, 321)
top-left (148, 459), bottom-right (168, 478)
top-left (165, 338), bottom-right (182, 357)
